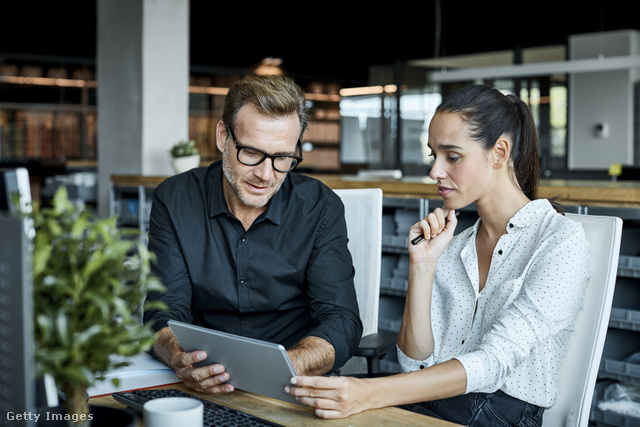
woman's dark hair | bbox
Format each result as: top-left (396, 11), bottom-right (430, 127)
top-left (436, 85), bottom-right (540, 201)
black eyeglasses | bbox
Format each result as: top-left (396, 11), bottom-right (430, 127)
top-left (226, 127), bottom-right (303, 173)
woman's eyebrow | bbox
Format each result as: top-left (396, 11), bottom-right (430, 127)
top-left (428, 143), bottom-right (464, 151)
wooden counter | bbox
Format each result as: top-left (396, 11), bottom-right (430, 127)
top-left (110, 173), bottom-right (640, 209)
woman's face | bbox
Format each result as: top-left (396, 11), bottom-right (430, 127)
top-left (428, 112), bottom-right (495, 210)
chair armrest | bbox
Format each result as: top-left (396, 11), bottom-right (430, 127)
top-left (355, 331), bottom-right (397, 358)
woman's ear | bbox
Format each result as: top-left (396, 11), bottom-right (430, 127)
top-left (492, 137), bottom-right (511, 169)
top-left (215, 121), bottom-right (228, 153)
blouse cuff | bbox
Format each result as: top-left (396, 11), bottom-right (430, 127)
top-left (396, 345), bottom-right (435, 372)
top-left (455, 352), bottom-right (487, 393)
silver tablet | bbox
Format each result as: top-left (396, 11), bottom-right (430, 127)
top-left (168, 320), bottom-right (299, 405)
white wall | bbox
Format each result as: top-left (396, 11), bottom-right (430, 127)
top-left (568, 30), bottom-right (640, 170)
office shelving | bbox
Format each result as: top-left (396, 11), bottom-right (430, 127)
top-left (1, 66), bottom-right (343, 173)
top-left (588, 208), bottom-right (640, 426)
top-left (377, 197), bottom-right (480, 372)
top-left (378, 197), bottom-right (425, 372)
top-left (109, 183), bottom-right (154, 246)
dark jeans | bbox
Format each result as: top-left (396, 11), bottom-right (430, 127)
top-left (398, 390), bottom-right (544, 427)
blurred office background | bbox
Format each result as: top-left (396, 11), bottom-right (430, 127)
top-left (1, 0), bottom-right (639, 206)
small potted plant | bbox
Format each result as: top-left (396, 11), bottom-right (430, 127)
top-left (169, 139), bottom-right (200, 174)
top-left (28, 187), bottom-right (165, 424)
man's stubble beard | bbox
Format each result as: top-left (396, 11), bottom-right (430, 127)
top-left (221, 148), bottom-right (284, 209)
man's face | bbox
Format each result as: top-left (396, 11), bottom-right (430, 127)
top-left (218, 104), bottom-right (301, 210)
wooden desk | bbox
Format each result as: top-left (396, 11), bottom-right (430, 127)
top-left (90, 384), bottom-right (462, 426)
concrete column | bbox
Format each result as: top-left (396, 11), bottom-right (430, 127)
top-left (96, 0), bottom-right (189, 216)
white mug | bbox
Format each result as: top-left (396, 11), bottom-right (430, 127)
top-left (143, 397), bottom-right (203, 427)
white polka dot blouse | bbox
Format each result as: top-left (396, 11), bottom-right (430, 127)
top-left (397, 199), bottom-right (591, 408)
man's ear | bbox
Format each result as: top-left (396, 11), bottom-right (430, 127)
top-left (492, 137), bottom-right (511, 169)
top-left (215, 121), bottom-right (228, 153)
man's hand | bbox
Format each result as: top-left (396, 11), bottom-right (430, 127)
top-left (153, 326), bottom-right (234, 394)
top-left (170, 350), bottom-right (234, 393)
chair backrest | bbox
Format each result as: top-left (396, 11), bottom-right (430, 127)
top-left (332, 188), bottom-right (383, 337)
top-left (543, 213), bottom-right (622, 427)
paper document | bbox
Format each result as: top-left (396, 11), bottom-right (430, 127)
top-left (87, 352), bottom-right (180, 397)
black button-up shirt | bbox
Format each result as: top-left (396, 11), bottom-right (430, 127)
top-left (144, 161), bottom-right (363, 370)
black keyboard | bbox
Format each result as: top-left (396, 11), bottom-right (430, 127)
top-left (113, 388), bottom-right (283, 426)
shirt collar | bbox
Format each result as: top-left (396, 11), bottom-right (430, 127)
top-left (469, 198), bottom-right (553, 235)
top-left (507, 199), bottom-right (552, 230)
top-left (206, 160), bottom-right (285, 225)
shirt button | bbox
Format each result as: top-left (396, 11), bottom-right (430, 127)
top-left (498, 250), bottom-right (503, 255)
top-left (419, 365), bottom-right (425, 369)
top-left (509, 223), bottom-right (514, 228)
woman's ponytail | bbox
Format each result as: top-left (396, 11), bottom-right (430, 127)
top-left (507, 95), bottom-right (539, 201)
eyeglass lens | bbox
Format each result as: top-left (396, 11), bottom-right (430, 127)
top-left (238, 147), bottom-right (298, 172)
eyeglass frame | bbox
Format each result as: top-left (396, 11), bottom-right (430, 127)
top-left (226, 126), bottom-right (303, 173)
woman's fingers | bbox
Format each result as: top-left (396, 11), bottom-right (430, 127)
top-left (445, 208), bottom-right (459, 230)
top-left (285, 376), bottom-right (367, 419)
top-left (411, 208), bottom-right (452, 242)
top-left (286, 375), bottom-right (337, 396)
top-left (285, 376), bottom-right (339, 410)
top-left (426, 209), bottom-right (447, 238)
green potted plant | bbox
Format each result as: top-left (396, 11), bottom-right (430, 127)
top-left (28, 187), bottom-right (165, 423)
top-left (169, 139), bottom-right (200, 174)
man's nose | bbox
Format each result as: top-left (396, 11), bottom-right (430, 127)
top-left (253, 158), bottom-right (275, 181)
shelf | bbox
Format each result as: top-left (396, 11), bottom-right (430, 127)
top-left (599, 359), bottom-right (640, 385)
top-left (381, 235), bottom-right (409, 252)
top-left (1, 73), bottom-right (344, 171)
top-left (609, 308), bottom-right (640, 331)
top-left (590, 381), bottom-right (640, 427)
top-left (0, 105), bottom-right (97, 161)
top-left (618, 256), bottom-right (640, 278)
top-left (380, 278), bottom-right (408, 296)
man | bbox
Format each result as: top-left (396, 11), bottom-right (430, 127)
top-left (144, 75), bottom-right (363, 394)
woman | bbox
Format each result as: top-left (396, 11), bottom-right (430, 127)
top-left (284, 85), bottom-right (590, 426)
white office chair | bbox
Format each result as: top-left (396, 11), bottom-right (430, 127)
top-left (333, 188), bottom-right (396, 375)
top-left (543, 213), bottom-right (623, 427)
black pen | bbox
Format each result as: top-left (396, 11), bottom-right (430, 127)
top-left (411, 211), bottom-right (460, 245)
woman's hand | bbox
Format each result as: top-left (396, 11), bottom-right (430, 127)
top-left (284, 375), bottom-right (373, 419)
top-left (408, 208), bottom-right (458, 262)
